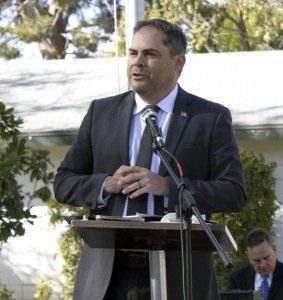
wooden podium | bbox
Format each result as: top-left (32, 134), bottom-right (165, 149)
top-left (70, 217), bottom-right (237, 300)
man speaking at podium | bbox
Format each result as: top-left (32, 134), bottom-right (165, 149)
top-left (54, 19), bottom-right (246, 300)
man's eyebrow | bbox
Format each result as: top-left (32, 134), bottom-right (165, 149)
top-left (128, 47), bottom-right (160, 53)
top-left (143, 48), bottom-right (160, 54)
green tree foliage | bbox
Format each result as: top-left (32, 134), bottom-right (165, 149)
top-left (1, 1), bottom-right (282, 59)
top-left (0, 282), bottom-right (13, 300)
top-left (34, 276), bottom-right (52, 300)
top-left (57, 227), bottom-right (84, 299)
top-left (0, 101), bottom-right (54, 243)
top-left (214, 150), bottom-right (278, 288)
top-left (0, 0), bottom-right (122, 59)
top-left (117, 7), bottom-right (126, 56)
top-left (99, 5), bottom-right (126, 58)
top-left (44, 199), bottom-right (87, 299)
top-left (146, 0), bottom-right (283, 52)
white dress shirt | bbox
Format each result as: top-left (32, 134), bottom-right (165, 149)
top-left (98, 84), bottom-right (178, 215)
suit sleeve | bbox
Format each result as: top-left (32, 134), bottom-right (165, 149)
top-left (53, 101), bottom-right (109, 209)
top-left (227, 272), bottom-right (239, 289)
top-left (167, 108), bottom-right (246, 214)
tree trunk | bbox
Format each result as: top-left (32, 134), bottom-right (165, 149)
top-left (17, 0), bottom-right (67, 59)
top-left (38, 8), bottom-right (67, 59)
top-left (237, 10), bottom-right (251, 51)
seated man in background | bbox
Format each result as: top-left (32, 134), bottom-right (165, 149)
top-left (228, 228), bottom-right (283, 300)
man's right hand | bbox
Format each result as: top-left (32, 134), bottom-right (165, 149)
top-left (103, 165), bottom-right (133, 195)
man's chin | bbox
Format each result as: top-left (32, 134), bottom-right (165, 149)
top-left (258, 270), bottom-right (271, 276)
top-left (130, 81), bottom-right (148, 94)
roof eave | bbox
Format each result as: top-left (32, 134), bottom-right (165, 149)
top-left (19, 124), bottom-right (283, 148)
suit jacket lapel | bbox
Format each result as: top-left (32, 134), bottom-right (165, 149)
top-left (246, 266), bottom-right (255, 290)
top-left (117, 92), bottom-right (135, 165)
top-left (159, 86), bottom-right (193, 176)
top-left (105, 92), bottom-right (134, 217)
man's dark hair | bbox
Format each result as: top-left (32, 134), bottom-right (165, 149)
top-left (133, 19), bottom-right (187, 56)
top-left (246, 228), bottom-right (273, 248)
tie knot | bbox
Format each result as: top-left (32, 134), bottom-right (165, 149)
top-left (144, 105), bottom-right (160, 113)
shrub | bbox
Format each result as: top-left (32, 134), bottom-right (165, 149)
top-left (0, 283), bottom-right (14, 300)
top-left (46, 199), bottom-right (86, 299)
top-left (0, 101), bottom-right (54, 243)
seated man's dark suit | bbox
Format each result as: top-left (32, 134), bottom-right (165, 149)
top-left (228, 261), bottom-right (283, 300)
top-left (54, 86), bottom-right (246, 300)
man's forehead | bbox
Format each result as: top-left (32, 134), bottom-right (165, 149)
top-left (130, 27), bottom-right (169, 53)
top-left (134, 25), bottom-right (164, 36)
top-left (132, 26), bottom-right (165, 42)
top-left (247, 241), bottom-right (275, 259)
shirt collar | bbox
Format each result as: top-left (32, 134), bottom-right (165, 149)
top-left (133, 84), bottom-right (178, 115)
top-left (255, 272), bottom-right (273, 281)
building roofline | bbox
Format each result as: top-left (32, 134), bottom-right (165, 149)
top-left (19, 124), bottom-right (283, 148)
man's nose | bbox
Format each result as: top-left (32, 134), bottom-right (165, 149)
top-left (259, 260), bottom-right (267, 269)
top-left (134, 54), bottom-right (146, 67)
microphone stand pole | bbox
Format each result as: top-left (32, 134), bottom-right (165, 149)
top-left (153, 142), bottom-right (233, 300)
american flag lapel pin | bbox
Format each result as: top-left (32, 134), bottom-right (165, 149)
top-left (180, 111), bottom-right (188, 117)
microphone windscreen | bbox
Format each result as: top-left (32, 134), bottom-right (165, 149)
top-left (142, 109), bottom-right (158, 123)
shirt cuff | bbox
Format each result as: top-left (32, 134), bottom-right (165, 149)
top-left (97, 177), bottom-right (111, 208)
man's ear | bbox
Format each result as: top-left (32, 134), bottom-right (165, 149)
top-left (272, 244), bottom-right (277, 253)
top-left (175, 54), bottom-right (186, 72)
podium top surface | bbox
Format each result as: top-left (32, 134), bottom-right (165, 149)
top-left (70, 219), bottom-right (237, 252)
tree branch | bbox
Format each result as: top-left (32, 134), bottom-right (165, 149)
top-left (102, 0), bottom-right (113, 16)
top-left (203, 0), bottom-right (240, 27)
top-left (215, 25), bottom-right (275, 50)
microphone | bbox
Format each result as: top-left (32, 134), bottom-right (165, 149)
top-left (142, 108), bottom-right (165, 149)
